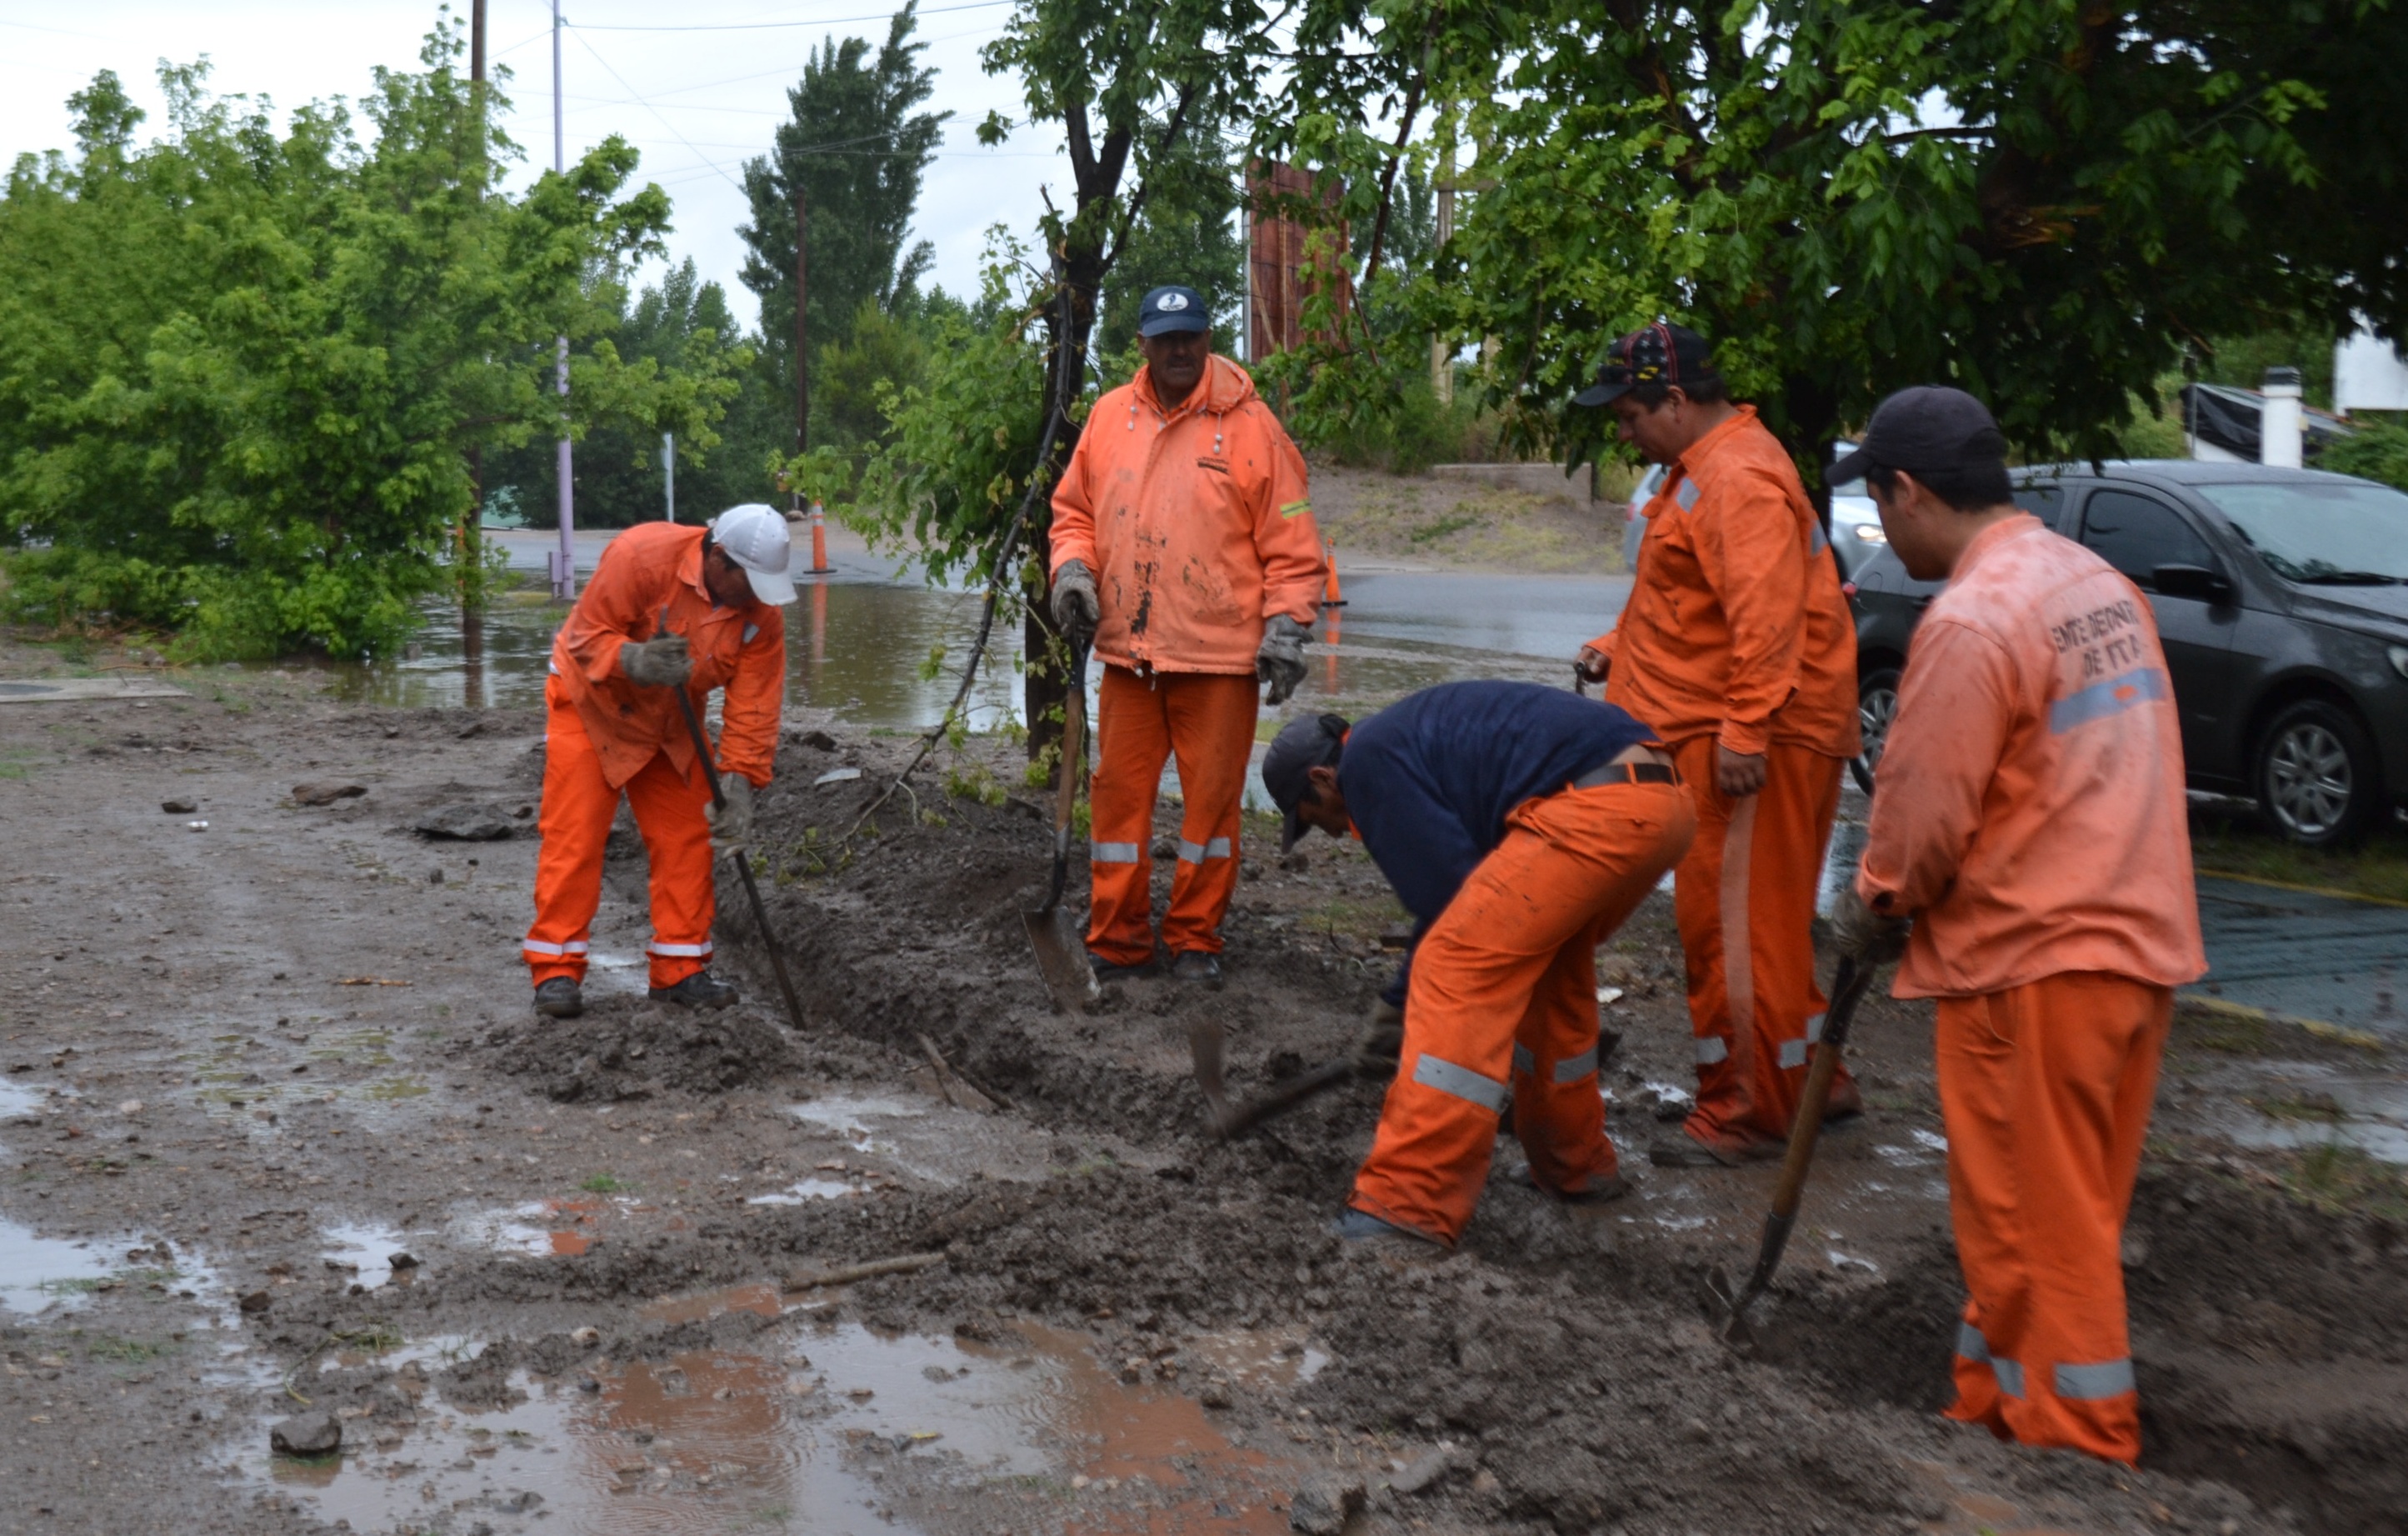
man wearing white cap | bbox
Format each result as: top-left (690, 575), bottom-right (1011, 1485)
top-left (523, 504), bottom-right (797, 1016)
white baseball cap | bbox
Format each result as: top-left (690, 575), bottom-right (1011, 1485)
top-left (709, 503), bottom-right (799, 606)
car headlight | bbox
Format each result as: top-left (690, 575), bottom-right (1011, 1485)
top-left (2390, 644), bottom-right (2408, 683)
top-left (1851, 524), bottom-right (1887, 543)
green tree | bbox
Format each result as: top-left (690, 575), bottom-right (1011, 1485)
top-left (0, 29), bottom-right (726, 658)
top-left (1093, 117), bottom-right (1246, 357)
top-left (1269, 0), bottom-right (2408, 502)
top-left (739, 2), bottom-right (949, 453)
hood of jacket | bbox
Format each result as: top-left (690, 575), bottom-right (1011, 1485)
top-left (1132, 353), bottom-right (1258, 421)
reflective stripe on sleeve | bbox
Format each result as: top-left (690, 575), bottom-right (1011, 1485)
top-left (1554, 1047), bottom-right (1598, 1083)
top-left (647, 940), bottom-right (713, 958)
top-left (1278, 499), bottom-right (1311, 518)
top-left (1092, 842), bottom-right (1142, 864)
top-left (1411, 1054), bottom-right (1510, 1113)
top-left (1808, 522), bottom-right (1830, 555)
top-left (2048, 667), bottom-right (2171, 734)
top-left (2053, 1359), bottom-right (2136, 1400)
top-left (522, 939), bottom-right (590, 957)
top-left (1674, 479), bottom-right (1702, 512)
top-left (1177, 837), bottom-right (1233, 863)
top-left (1956, 1323), bottom-right (2026, 1398)
top-left (1694, 1035), bottom-right (1729, 1065)
top-left (1511, 1044), bottom-right (1536, 1078)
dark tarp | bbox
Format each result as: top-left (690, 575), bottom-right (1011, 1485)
top-left (2176, 383), bottom-right (2356, 460)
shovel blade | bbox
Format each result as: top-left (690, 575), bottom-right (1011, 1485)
top-left (1698, 1264), bottom-right (1759, 1355)
top-left (1186, 1017), bottom-right (1235, 1137)
top-left (1022, 903), bottom-right (1100, 1014)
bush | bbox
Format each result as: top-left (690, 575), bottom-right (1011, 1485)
top-left (2322, 418), bottom-right (2408, 493)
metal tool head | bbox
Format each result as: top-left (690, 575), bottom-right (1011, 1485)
top-left (1022, 903), bottom-right (1100, 1015)
top-left (1187, 1016), bottom-right (1235, 1137)
top-left (1699, 1264), bottom-right (1761, 1356)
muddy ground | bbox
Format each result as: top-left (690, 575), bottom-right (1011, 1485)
top-left (1, 646), bottom-right (2404, 1536)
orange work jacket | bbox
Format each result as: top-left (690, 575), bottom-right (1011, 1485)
top-left (1856, 514), bottom-right (2206, 997)
top-left (1588, 408), bottom-right (1859, 758)
top-left (548, 522), bottom-right (787, 790)
top-left (1050, 353), bottom-right (1326, 675)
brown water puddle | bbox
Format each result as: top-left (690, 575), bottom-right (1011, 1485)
top-left (256, 1293), bottom-right (1302, 1536)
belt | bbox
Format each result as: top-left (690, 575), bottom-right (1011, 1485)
top-left (1571, 759), bottom-right (1677, 790)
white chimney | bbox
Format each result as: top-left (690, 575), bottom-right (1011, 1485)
top-left (2261, 366), bottom-right (2303, 468)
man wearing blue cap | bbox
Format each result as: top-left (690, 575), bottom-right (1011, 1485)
top-left (1048, 285), bottom-right (1327, 987)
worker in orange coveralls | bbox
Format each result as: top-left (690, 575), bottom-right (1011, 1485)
top-left (1264, 683), bottom-right (1696, 1251)
top-left (1571, 323), bottom-right (1865, 1166)
top-left (1831, 387), bottom-right (2205, 1465)
top-left (1049, 284), bottom-right (1326, 988)
top-left (524, 504), bottom-right (797, 1018)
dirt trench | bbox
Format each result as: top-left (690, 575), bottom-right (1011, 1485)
top-left (2, 680), bottom-right (2401, 1536)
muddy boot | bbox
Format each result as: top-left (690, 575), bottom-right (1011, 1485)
top-left (650, 971), bottom-right (738, 1009)
top-left (1332, 1208), bottom-right (1449, 1258)
top-left (1525, 1168), bottom-right (1632, 1205)
top-left (1648, 1123), bottom-right (1781, 1168)
top-left (532, 978), bottom-right (584, 1018)
top-left (1823, 1073), bottom-right (1866, 1124)
top-left (1168, 950), bottom-right (1224, 988)
top-left (1089, 952), bottom-right (1158, 983)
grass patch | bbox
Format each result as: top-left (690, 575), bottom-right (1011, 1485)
top-left (2249, 1091), bottom-right (2347, 1123)
top-left (578, 1173), bottom-right (631, 1194)
top-left (82, 1333), bottom-right (177, 1363)
top-left (1408, 513), bottom-right (1480, 545)
top-left (2285, 1141), bottom-right (2408, 1218)
top-left (2189, 803), bottom-right (2408, 905)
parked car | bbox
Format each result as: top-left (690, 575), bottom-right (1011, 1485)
top-left (1847, 461), bottom-right (2408, 847)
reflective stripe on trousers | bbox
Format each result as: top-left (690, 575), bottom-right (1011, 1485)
top-left (1958, 1321), bottom-right (2134, 1401)
top-left (522, 938), bottom-right (592, 958)
top-left (1776, 1013), bottom-right (1826, 1070)
top-left (1514, 1043), bottom-right (1601, 1083)
top-left (1092, 842), bottom-right (1142, 864)
top-left (1411, 1053), bottom-right (1510, 1113)
top-left (647, 939), bottom-right (714, 958)
top-left (1177, 837), bottom-right (1232, 863)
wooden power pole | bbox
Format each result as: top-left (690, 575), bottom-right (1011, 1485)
top-left (793, 183), bottom-right (810, 468)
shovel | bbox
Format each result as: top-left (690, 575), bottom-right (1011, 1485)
top-left (671, 685), bottom-right (810, 1037)
top-left (1187, 1017), bottom-right (1355, 1140)
top-left (1022, 637), bottom-right (1101, 1013)
top-left (1701, 950), bottom-right (1879, 1353)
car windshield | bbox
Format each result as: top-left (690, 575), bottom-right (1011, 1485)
top-left (2196, 479), bottom-right (2408, 583)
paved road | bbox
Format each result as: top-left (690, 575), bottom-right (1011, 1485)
top-left (2192, 875), bottom-right (2408, 1038)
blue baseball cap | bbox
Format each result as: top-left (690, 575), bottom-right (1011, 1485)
top-left (1138, 285), bottom-right (1210, 337)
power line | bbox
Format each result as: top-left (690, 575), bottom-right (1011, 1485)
top-left (569, 27), bottom-right (748, 193)
top-left (568, 0), bottom-right (1009, 33)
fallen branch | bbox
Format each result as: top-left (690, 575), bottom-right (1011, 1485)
top-left (917, 1032), bottom-right (967, 1110)
top-left (785, 1252), bottom-right (947, 1290)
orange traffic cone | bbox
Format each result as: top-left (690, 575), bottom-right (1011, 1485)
top-left (808, 501), bottom-right (832, 575)
top-left (1320, 538), bottom-right (1346, 608)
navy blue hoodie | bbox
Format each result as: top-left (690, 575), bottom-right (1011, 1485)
top-left (1337, 681), bottom-right (1657, 1005)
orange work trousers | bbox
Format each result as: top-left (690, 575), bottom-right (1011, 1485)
top-left (1087, 666), bottom-right (1259, 965)
top-left (1941, 971), bottom-right (2169, 1466)
top-left (1350, 778), bottom-right (1696, 1246)
top-left (1671, 735), bottom-right (1854, 1150)
top-left (525, 673), bottom-right (717, 993)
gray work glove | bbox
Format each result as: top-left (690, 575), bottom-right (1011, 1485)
top-left (621, 634), bottom-right (692, 688)
top-left (1257, 613), bottom-right (1312, 705)
top-left (707, 775), bottom-right (755, 852)
top-left (1051, 560), bottom-right (1100, 649)
top-left (1355, 998), bottom-right (1404, 1080)
top-left (1830, 883), bottom-right (1911, 966)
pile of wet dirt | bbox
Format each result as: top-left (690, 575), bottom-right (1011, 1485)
top-left (478, 995), bottom-right (803, 1101)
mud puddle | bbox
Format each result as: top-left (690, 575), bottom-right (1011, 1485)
top-left (2201, 1062), bottom-right (2408, 1163)
top-left (0, 1220), bottom-right (220, 1317)
top-left (256, 1303), bottom-right (1302, 1536)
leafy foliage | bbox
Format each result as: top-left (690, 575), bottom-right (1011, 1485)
top-left (2321, 418), bottom-right (2408, 493)
top-left (739, 2), bottom-right (949, 453)
top-left (1270, 0), bottom-right (2408, 496)
top-left (0, 29), bottom-right (723, 658)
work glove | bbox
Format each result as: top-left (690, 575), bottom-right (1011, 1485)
top-left (1051, 560), bottom-right (1100, 650)
top-left (1257, 614), bottom-right (1312, 705)
top-left (621, 634), bottom-right (692, 688)
top-left (1574, 645), bottom-right (1610, 688)
top-left (707, 774), bottom-right (755, 853)
top-left (1355, 998), bottom-right (1404, 1080)
top-left (1829, 883), bottom-right (1911, 966)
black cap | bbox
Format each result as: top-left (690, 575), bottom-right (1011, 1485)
top-left (1573, 322), bottom-right (1721, 407)
top-left (1137, 284), bottom-right (1210, 337)
top-left (1830, 386), bottom-right (2007, 484)
top-left (1261, 713), bottom-right (1349, 853)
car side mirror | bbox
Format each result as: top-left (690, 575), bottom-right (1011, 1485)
top-left (2152, 563), bottom-right (2234, 603)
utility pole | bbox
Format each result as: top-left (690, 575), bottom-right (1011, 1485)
top-left (551, 0), bottom-right (577, 600)
top-left (462, 0), bottom-right (491, 710)
top-left (1431, 105), bottom-right (1456, 407)
top-left (793, 183), bottom-right (810, 468)
top-left (662, 433), bottom-right (676, 521)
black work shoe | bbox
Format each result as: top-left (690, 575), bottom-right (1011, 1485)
top-left (1168, 950), bottom-right (1224, 988)
top-left (650, 971), bottom-right (738, 1009)
top-left (1332, 1208), bottom-right (1448, 1256)
top-left (1525, 1168), bottom-right (1632, 1205)
top-left (532, 978), bottom-right (584, 1018)
top-left (1088, 952), bottom-right (1158, 983)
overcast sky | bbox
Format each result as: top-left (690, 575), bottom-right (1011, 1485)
top-left (1, 2), bottom-right (1064, 330)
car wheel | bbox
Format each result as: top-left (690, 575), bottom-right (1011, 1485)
top-left (2253, 698), bottom-right (2382, 848)
top-left (1850, 665), bottom-right (1902, 795)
